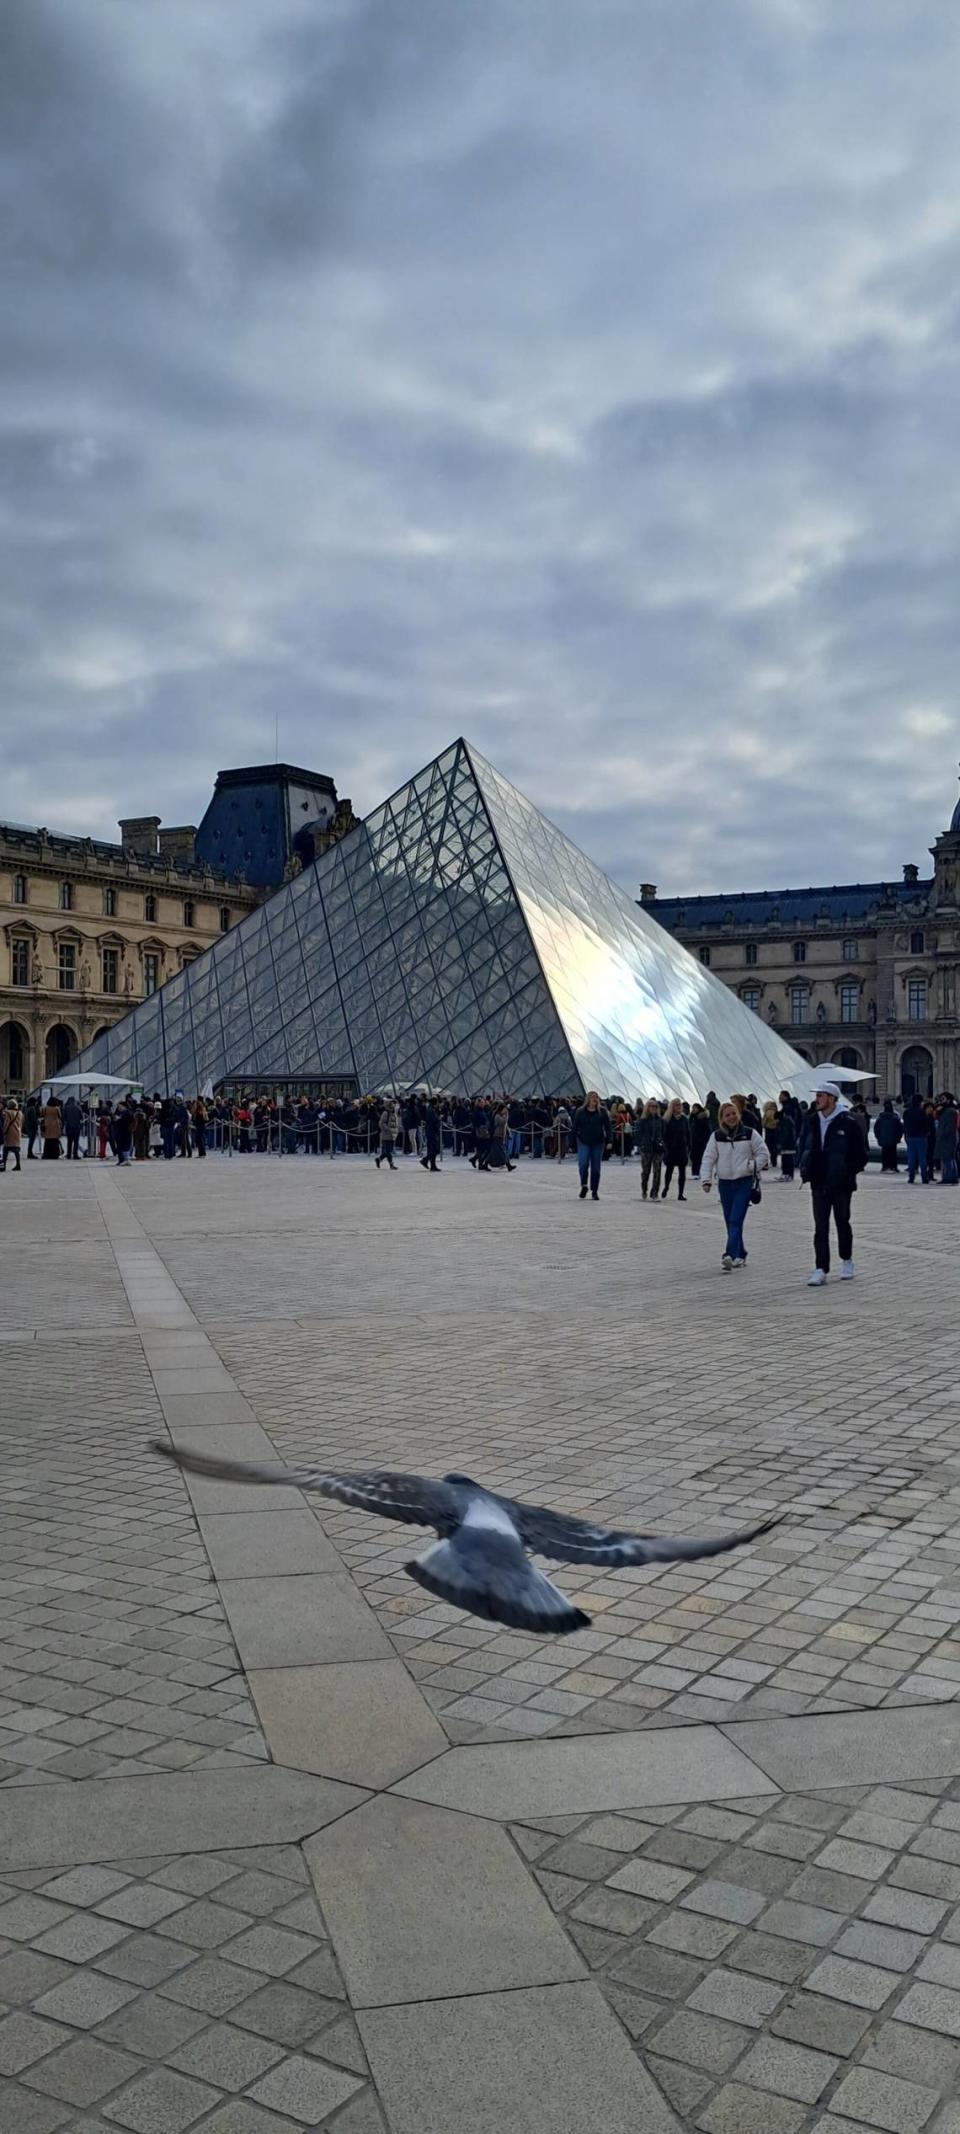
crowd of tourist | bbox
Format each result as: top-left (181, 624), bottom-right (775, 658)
top-left (2, 1084), bottom-right (959, 1179)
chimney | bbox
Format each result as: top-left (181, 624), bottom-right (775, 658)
top-left (903, 862), bottom-right (919, 884)
top-left (119, 815), bottom-right (160, 857)
top-left (158, 826), bottom-right (198, 865)
top-left (638, 882), bottom-right (657, 902)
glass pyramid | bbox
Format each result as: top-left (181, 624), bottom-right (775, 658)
top-left (67, 739), bottom-right (811, 1100)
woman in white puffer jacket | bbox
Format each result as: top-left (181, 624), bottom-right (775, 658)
top-left (700, 1098), bottom-right (769, 1270)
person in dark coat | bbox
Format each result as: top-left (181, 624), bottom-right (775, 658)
top-left (689, 1104), bottom-right (712, 1178)
top-left (420, 1103), bottom-right (443, 1173)
top-left (799, 1081), bottom-right (866, 1285)
top-left (21, 1095), bottom-right (39, 1159)
top-left (635, 1098), bottom-right (664, 1199)
top-left (874, 1098), bottom-right (903, 1172)
top-left (778, 1105), bottom-right (798, 1181)
top-left (113, 1102), bottom-right (134, 1166)
top-left (573, 1091), bottom-right (609, 1200)
top-left (934, 1094), bottom-right (959, 1185)
top-left (470, 1100), bottom-right (493, 1170)
top-left (661, 1099), bottom-right (691, 1200)
top-left (63, 1094), bottom-right (83, 1160)
top-left (903, 1093), bottom-right (930, 1183)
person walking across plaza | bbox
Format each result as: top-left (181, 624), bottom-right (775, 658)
top-left (799, 1079), bottom-right (866, 1286)
top-left (420, 1101), bottom-right (443, 1173)
top-left (376, 1099), bottom-right (399, 1170)
top-left (903, 1091), bottom-right (930, 1183)
top-left (574, 1090), bottom-right (609, 1200)
top-left (1, 1097), bottom-right (22, 1173)
top-left (700, 1098), bottom-right (768, 1269)
top-left (636, 1097), bottom-right (663, 1200)
top-left (661, 1097), bottom-right (691, 1200)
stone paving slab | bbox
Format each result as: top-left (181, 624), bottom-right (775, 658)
top-left (358, 1980), bottom-right (681, 2132)
top-left (0, 1768), bottom-right (366, 1868)
top-left (392, 1722), bottom-right (776, 1820)
top-left (248, 1661), bottom-right (447, 1790)
top-left (724, 1707), bottom-right (960, 1792)
top-left (304, 1793), bottom-right (585, 2005)
top-left (219, 1575), bottom-right (393, 1670)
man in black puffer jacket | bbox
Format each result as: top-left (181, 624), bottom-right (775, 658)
top-left (573, 1092), bottom-right (610, 1201)
top-left (799, 1081), bottom-right (866, 1287)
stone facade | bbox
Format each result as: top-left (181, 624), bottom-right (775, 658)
top-left (1, 761), bottom-right (357, 1093)
top-left (643, 781), bottom-right (960, 1101)
top-left (0, 821), bottom-right (260, 1092)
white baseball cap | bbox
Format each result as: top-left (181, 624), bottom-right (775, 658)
top-left (813, 1079), bottom-right (841, 1098)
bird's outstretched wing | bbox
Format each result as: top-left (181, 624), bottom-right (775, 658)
top-left (152, 1441), bottom-right (461, 1532)
top-left (505, 1500), bottom-right (784, 1568)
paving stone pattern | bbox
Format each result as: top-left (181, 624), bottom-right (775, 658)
top-left (150, 1156), bottom-right (960, 1748)
top-left (524, 1773), bottom-right (960, 2130)
top-left (0, 1842), bottom-right (382, 2132)
top-left (0, 1332), bottom-right (268, 1784)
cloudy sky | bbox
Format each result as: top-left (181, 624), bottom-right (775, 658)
top-left (6, 0), bottom-right (960, 895)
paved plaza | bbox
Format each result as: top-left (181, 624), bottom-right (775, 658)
top-left (4, 1150), bottom-right (960, 2131)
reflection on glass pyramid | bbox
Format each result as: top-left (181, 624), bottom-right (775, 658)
top-left (68, 739), bottom-right (811, 1100)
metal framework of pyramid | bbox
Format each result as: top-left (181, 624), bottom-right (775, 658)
top-left (68, 739), bottom-right (811, 1100)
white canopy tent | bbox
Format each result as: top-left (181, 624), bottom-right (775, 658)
top-left (47, 1073), bottom-right (141, 1090)
top-left (785, 1062), bottom-right (877, 1086)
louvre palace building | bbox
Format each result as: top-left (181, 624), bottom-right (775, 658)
top-left (644, 775), bottom-right (960, 1101)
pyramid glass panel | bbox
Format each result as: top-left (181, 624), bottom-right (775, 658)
top-left (65, 738), bottom-right (810, 1100)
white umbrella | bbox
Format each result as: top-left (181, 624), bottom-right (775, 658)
top-left (48, 1073), bottom-right (141, 1089)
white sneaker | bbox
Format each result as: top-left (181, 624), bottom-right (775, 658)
top-left (840, 1260), bottom-right (855, 1280)
top-left (807, 1269), bottom-right (827, 1287)
top-left (721, 1253), bottom-right (732, 1271)
top-left (731, 1257), bottom-right (746, 1269)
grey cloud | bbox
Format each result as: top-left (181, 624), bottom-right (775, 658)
top-left (4, 0), bottom-right (960, 896)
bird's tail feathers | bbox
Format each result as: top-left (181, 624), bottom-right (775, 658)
top-left (407, 1536), bottom-right (590, 1636)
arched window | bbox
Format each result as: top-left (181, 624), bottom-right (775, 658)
top-left (103, 886), bottom-right (117, 917)
top-left (792, 940), bottom-right (806, 964)
top-left (744, 942), bottom-right (758, 966)
top-left (12, 873), bottom-right (27, 906)
top-left (219, 905), bottom-right (230, 932)
top-left (58, 881), bottom-right (73, 912)
top-left (910, 929), bottom-right (925, 955)
top-left (698, 945), bottom-right (711, 966)
top-left (0, 1020), bottom-right (28, 1085)
top-left (144, 892), bottom-right (157, 923)
top-left (45, 1023), bottom-right (77, 1076)
top-left (183, 898), bottom-right (195, 929)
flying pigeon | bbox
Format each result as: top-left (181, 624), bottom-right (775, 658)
top-left (152, 1442), bottom-right (782, 1636)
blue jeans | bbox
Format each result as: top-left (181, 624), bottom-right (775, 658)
top-left (943, 1155), bottom-right (958, 1185)
top-left (906, 1134), bottom-right (929, 1182)
top-left (577, 1141), bottom-right (603, 1193)
top-left (718, 1176), bottom-right (752, 1260)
